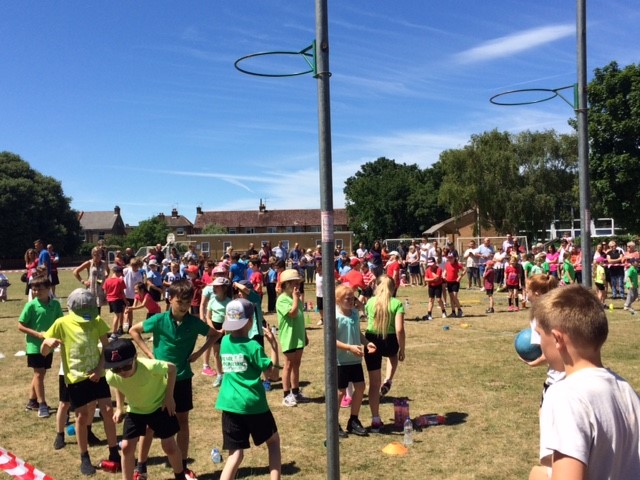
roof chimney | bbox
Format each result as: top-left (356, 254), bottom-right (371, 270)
top-left (172, 208), bottom-right (178, 218)
top-left (114, 205), bottom-right (120, 215)
top-left (259, 199), bottom-right (266, 213)
top-left (196, 206), bottom-right (203, 215)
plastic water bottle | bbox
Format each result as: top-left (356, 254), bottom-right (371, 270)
top-left (211, 447), bottom-right (222, 464)
top-left (403, 417), bottom-right (414, 446)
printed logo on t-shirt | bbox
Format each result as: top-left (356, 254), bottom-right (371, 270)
top-left (221, 353), bottom-right (247, 373)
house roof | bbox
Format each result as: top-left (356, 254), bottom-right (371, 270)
top-left (424, 209), bottom-right (476, 235)
top-left (160, 214), bottom-right (193, 228)
top-left (194, 208), bottom-right (348, 229)
top-left (78, 211), bottom-right (122, 231)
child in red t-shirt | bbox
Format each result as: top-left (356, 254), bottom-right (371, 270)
top-left (423, 257), bottom-right (446, 320)
top-left (249, 259), bottom-right (264, 298)
top-left (125, 282), bottom-right (161, 320)
top-left (483, 261), bottom-right (496, 313)
top-left (444, 253), bottom-right (466, 317)
top-left (505, 256), bottom-right (521, 311)
top-left (103, 266), bottom-right (128, 336)
top-left (186, 265), bottom-right (205, 316)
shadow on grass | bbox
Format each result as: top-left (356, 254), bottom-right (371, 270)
top-left (197, 461), bottom-right (300, 479)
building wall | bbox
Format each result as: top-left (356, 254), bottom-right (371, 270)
top-left (186, 232), bottom-right (354, 259)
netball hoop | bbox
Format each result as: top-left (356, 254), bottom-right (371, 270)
top-left (234, 42), bottom-right (322, 78)
top-left (489, 84), bottom-right (577, 109)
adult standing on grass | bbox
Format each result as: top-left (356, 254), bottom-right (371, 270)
top-left (369, 240), bottom-right (383, 277)
top-left (73, 246), bottom-right (110, 313)
top-left (607, 240), bottom-right (626, 299)
top-left (46, 244), bottom-right (60, 296)
top-left (24, 248), bottom-right (38, 296)
top-left (477, 237), bottom-right (494, 286)
top-left (363, 274), bottom-right (405, 432)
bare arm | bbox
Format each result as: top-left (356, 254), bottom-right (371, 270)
top-left (163, 363), bottom-right (177, 416)
top-left (189, 328), bottom-right (221, 362)
top-left (288, 289), bottom-right (301, 317)
top-left (41, 337), bottom-right (62, 356)
top-left (18, 322), bottom-right (45, 340)
top-left (395, 312), bottom-right (406, 361)
top-left (551, 452), bottom-right (586, 480)
top-left (129, 323), bottom-right (154, 359)
top-left (73, 261), bottom-right (91, 287)
top-left (113, 389), bottom-right (126, 423)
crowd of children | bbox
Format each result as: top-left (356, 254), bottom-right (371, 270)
top-left (11, 235), bottom-right (640, 479)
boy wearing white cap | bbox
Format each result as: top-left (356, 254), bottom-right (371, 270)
top-left (216, 299), bottom-right (281, 480)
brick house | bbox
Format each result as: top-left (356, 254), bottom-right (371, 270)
top-left (78, 206), bottom-right (127, 243)
top-left (189, 200), bottom-right (353, 259)
top-left (159, 208), bottom-right (195, 241)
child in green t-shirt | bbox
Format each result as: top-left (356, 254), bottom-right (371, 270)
top-left (594, 257), bottom-right (607, 305)
top-left (104, 338), bottom-right (188, 480)
top-left (216, 299), bottom-right (281, 480)
top-left (562, 257), bottom-right (576, 285)
top-left (624, 260), bottom-right (638, 314)
top-left (276, 269), bottom-right (307, 407)
top-left (18, 276), bottom-right (63, 418)
top-left (41, 288), bottom-right (120, 476)
top-left (207, 276), bottom-right (231, 388)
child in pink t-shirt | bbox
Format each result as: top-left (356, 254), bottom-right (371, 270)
top-left (125, 282), bottom-right (161, 320)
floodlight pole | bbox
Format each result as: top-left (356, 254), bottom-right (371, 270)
top-left (315, 0), bottom-right (340, 479)
top-left (576, 0), bottom-right (591, 286)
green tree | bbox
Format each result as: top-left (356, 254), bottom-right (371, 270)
top-left (586, 61), bottom-right (640, 232)
top-left (201, 223), bottom-right (227, 234)
top-left (438, 130), bottom-right (578, 242)
top-left (344, 157), bottom-right (448, 246)
top-left (0, 151), bottom-right (82, 258)
top-left (125, 216), bottom-right (169, 251)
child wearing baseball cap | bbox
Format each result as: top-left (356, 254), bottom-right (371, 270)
top-left (104, 338), bottom-right (187, 480)
top-left (216, 299), bottom-right (281, 480)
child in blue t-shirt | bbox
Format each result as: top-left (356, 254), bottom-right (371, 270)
top-left (335, 284), bottom-right (376, 437)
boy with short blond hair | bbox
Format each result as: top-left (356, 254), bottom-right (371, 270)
top-left (529, 284), bottom-right (640, 480)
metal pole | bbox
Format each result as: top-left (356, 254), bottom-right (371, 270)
top-left (315, 0), bottom-right (340, 478)
top-left (577, 0), bottom-right (591, 286)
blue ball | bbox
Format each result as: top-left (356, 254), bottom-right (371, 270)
top-left (514, 328), bottom-right (542, 362)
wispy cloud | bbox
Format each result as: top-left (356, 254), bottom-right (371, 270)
top-left (455, 24), bottom-right (574, 64)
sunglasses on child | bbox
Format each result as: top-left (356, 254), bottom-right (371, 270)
top-left (111, 363), bottom-right (134, 373)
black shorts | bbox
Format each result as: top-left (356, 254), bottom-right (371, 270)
top-left (485, 288), bottom-right (494, 296)
top-left (364, 333), bottom-right (399, 372)
top-left (27, 353), bottom-right (53, 370)
top-left (222, 410), bottom-right (277, 450)
top-left (109, 299), bottom-right (126, 314)
top-left (59, 375), bottom-right (70, 403)
top-left (446, 282), bottom-right (460, 293)
top-left (50, 272), bottom-right (60, 286)
top-left (174, 378), bottom-right (193, 413)
top-left (408, 265), bottom-right (420, 275)
top-left (213, 322), bottom-right (223, 345)
top-left (428, 285), bottom-right (443, 299)
top-left (595, 282), bottom-right (605, 291)
top-left (68, 377), bottom-right (111, 411)
top-left (283, 347), bottom-right (303, 355)
top-left (507, 285), bottom-right (519, 291)
top-left (126, 297), bottom-right (135, 306)
top-left (337, 363), bottom-right (365, 389)
top-left (316, 297), bottom-right (324, 311)
top-left (123, 408), bottom-right (180, 440)
top-left (251, 335), bottom-right (264, 348)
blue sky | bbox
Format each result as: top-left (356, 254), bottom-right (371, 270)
top-left (2, 1), bottom-right (638, 226)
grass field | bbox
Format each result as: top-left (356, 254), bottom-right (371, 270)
top-left (1, 271), bottom-right (639, 480)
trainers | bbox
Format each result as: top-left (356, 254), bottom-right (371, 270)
top-left (485, 307), bottom-right (494, 314)
top-left (80, 455), bottom-right (96, 476)
top-left (133, 471), bottom-right (148, 480)
top-left (513, 306), bottom-right (520, 312)
top-left (421, 314), bottom-right (432, 321)
top-left (212, 374), bottom-right (223, 388)
top-left (53, 433), bottom-right (66, 450)
top-left (370, 417), bottom-right (384, 433)
top-left (38, 404), bottom-right (50, 418)
top-left (380, 380), bottom-right (392, 397)
top-left (347, 418), bottom-right (369, 436)
top-left (25, 399), bottom-right (38, 411)
top-left (87, 429), bottom-right (102, 446)
top-left (201, 365), bottom-right (215, 377)
top-left (263, 380), bottom-right (272, 391)
top-left (109, 333), bottom-right (119, 341)
top-left (338, 425), bottom-right (349, 439)
top-left (441, 311), bottom-right (447, 318)
top-left (282, 393), bottom-right (297, 407)
top-left (457, 309), bottom-right (464, 318)
top-left (507, 306), bottom-right (514, 312)
top-left (293, 391), bottom-right (309, 404)
top-left (450, 311), bottom-right (457, 318)
top-left (184, 468), bottom-right (198, 480)
top-left (340, 395), bottom-right (352, 408)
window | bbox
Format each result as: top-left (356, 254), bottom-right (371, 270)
top-left (281, 240), bottom-right (290, 251)
top-left (228, 228), bottom-right (236, 234)
top-left (335, 239), bottom-right (343, 250)
top-left (80, 231), bottom-right (86, 242)
top-left (315, 239), bottom-right (322, 246)
top-left (201, 242), bottom-right (210, 253)
top-left (286, 226), bottom-right (293, 233)
top-left (223, 241), bottom-right (232, 252)
top-left (176, 227), bottom-right (185, 236)
top-left (294, 226), bottom-right (304, 232)
top-left (245, 228), bottom-right (255, 234)
top-left (98, 231), bottom-right (105, 240)
top-left (267, 227), bottom-right (277, 234)
top-left (308, 226), bottom-right (321, 233)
